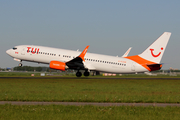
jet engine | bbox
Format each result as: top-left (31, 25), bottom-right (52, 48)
top-left (49, 61), bottom-right (68, 71)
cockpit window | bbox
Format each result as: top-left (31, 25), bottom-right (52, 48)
top-left (13, 47), bottom-right (17, 50)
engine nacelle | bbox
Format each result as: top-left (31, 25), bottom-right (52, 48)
top-left (49, 61), bottom-right (68, 71)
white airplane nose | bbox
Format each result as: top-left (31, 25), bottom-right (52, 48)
top-left (6, 49), bottom-right (11, 55)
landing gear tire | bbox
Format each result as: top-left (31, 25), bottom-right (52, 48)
top-left (18, 63), bottom-right (22, 67)
top-left (84, 71), bottom-right (90, 77)
top-left (76, 71), bottom-right (82, 77)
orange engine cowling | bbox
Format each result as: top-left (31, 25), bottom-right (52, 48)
top-left (49, 61), bottom-right (68, 71)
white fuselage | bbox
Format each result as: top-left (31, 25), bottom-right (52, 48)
top-left (6, 45), bottom-right (148, 73)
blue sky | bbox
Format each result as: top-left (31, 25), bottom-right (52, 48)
top-left (1, 0), bottom-right (180, 69)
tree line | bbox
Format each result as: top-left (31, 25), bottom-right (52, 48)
top-left (13, 66), bottom-right (50, 72)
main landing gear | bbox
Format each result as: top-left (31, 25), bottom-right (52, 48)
top-left (84, 71), bottom-right (90, 76)
top-left (76, 70), bottom-right (90, 77)
top-left (76, 71), bottom-right (82, 77)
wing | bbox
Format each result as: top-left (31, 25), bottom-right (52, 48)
top-left (66, 45), bottom-right (90, 70)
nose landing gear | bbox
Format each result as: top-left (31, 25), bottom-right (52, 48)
top-left (18, 61), bottom-right (22, 67)
top-left (18, 63), bottom-right (22, 67)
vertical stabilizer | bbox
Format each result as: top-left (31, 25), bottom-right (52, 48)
top-left (139, 32), bottom-right (171, 63)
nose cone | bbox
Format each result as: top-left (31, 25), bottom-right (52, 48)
top-left (6, 49), bottom-right (11, 55)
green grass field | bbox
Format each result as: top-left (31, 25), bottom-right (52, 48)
top-left (1, 72), bottom-right (180, 119)
top-left (0, 104), bottom-right (180, 120)
top-left (0, 77), bottom-right (180, 103)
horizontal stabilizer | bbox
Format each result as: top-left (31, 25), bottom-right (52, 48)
top-left (146, 64), bottom-right (162, 71)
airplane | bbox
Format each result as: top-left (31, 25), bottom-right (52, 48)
top-left (6, 32), bottom-right (171, 77)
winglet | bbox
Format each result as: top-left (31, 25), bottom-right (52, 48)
top-left (79, 45), bottom-right (90, 61)
top-left (122, 47), bottom-right (132, 57)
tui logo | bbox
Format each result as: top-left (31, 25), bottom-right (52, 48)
top-left (27, 47), bottom-right (40, 54)
top-left (150, 47), bottom-right (163, 57)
